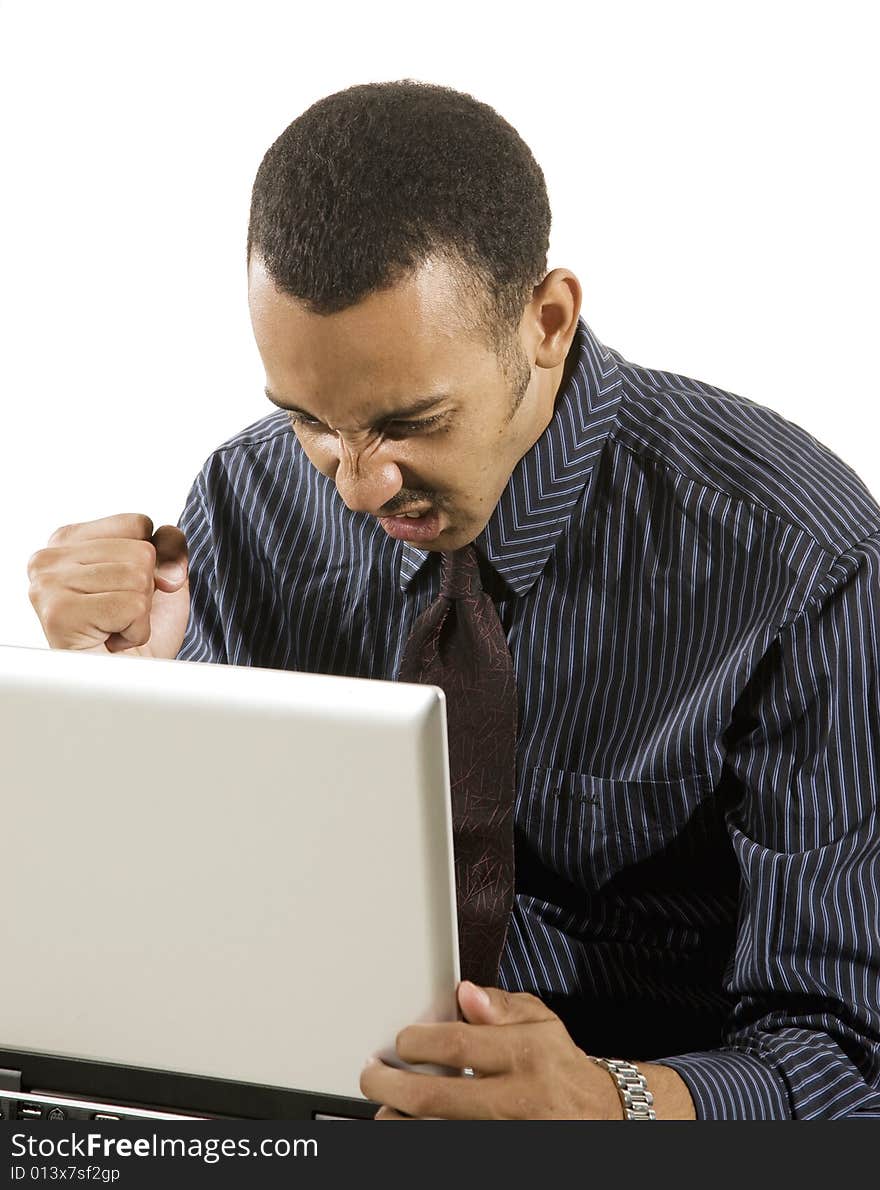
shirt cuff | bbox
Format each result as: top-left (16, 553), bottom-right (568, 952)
top-left (654, 1049), bottom-right (791, 1120)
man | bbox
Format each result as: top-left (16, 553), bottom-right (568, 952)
top-left (27, 81), bottom-right (880, 1119)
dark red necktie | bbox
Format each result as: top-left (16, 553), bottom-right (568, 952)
top-left (397, 545), bottom-right (517, 988)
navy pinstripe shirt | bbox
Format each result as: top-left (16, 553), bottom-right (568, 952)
top-left (176, 318), bottom-right (880, 1119)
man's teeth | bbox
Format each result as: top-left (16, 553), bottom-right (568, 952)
top-left (403, 511), bottom-right (424, 518)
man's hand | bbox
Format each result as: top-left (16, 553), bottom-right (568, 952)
top-left (360, 981), bottom-right (625, 1120)
top-left (27, 513), bottom-right (190, 659)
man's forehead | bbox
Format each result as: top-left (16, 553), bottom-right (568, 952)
top-left (258, 330), bottom-right (464, 416)
top-left (247, 252), bottom-right (494, 353)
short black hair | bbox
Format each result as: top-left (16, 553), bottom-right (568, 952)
top-left (246, 80), bottom-right (551, 353)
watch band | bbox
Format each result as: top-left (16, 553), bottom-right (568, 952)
top-left (591, 1057), bottom-right (656, 1119)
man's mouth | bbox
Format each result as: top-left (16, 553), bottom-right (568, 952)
top-left (388, 505), bottom-right (431, 518)
top-left (378, 507), bottom-right (443, 543)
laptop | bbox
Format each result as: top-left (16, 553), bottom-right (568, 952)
top-left (0, 643), bottom-right (460, 1120)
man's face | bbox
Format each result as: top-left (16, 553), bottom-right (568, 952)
top-left (247, 255), bottom-right (556, 552)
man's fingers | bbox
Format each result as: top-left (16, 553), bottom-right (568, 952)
top-left (152, 524), bottom-right (188, 587)
top-left (38, 590), bottom-right (153, 651)
top-left (77, 591), bottom-right (154, 643)
top-left (47, 513), bottom-right (155, 547)
top-left (61, 561), bottom-right (155, 597)
top-left (30, 535), bottom-right (186, 594)
top-left (393, 1021), bottom-right (511, 1075)
top-left (360, 1060), bottom-right (493, 1120)
top-left (457, 982), bottom-right (557, 1027)
top-left (28, 540), bottom-right (157, 575)
top-left (373, 1106), bottom-right (415, 1120)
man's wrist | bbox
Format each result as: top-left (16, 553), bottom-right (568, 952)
top-left (642, 1062), bottom-right (697, 1120)
top-left (590, 1057), bottom-right (656, 1119)
top-left (589, 1058), bottom-right (697, 1120)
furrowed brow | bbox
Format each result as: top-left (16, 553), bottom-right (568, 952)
top-left (263, 388), bottom-right (451, 423)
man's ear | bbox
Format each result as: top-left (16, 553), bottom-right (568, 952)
top-left (526, 269), bottom-right (583, 370)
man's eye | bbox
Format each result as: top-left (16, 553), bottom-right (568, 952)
top-left (386, 414), bottom-right (447, 436)
top-left (287, 412), bottom-right (322, 429)
top-left (287, 412), bottom-right (447, 436)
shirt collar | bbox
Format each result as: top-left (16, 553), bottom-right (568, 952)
top-left (398, 317), bottom-right (622, 596)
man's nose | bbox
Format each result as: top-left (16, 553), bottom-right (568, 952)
top-left (333, 439), bottom-right (404, 515)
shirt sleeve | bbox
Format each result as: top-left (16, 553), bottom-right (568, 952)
top-left (657, 528), bottom-right (880, 1119)
top-left (174, 472), bottom-right (229, 665)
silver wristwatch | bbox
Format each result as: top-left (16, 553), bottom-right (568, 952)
top-left (591, 1057), bottom-right (656, 1119)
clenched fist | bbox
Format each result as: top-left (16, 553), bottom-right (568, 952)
top-left (27, 513), bottom-right (190, 660)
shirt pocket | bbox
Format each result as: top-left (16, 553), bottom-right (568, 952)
top-left (519, 765), bottom-right (719, 890)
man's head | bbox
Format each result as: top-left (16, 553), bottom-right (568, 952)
top-left (247, 80), bottom-right (581, 551)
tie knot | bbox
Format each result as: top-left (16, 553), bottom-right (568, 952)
top-left (440, 545), bottom-right (483, 599)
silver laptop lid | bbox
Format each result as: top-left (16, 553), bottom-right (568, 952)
top-left (0, 644), bottom-right (460, 1102)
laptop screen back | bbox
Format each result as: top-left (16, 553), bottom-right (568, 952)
top-left (0, 644), bottom-right (459, 1104)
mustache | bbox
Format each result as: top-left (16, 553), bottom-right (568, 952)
top-left (379, 492), bottom-right (441, 517)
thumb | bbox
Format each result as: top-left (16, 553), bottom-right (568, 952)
top-left (457, 981), bottom-right (557, 1027)
top-left (152, 524), bottom-right (189, 590)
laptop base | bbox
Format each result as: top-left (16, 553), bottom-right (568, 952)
top-left (0, 1047), bottom-right (377, 1121)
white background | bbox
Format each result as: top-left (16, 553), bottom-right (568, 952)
top-left (1, 0), bottom-right (877, 649)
